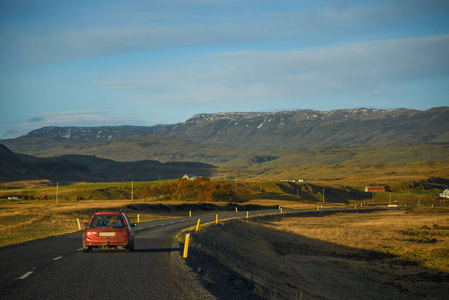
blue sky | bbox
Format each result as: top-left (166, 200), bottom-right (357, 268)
top-left (1, 0), bottom-right (449, 139)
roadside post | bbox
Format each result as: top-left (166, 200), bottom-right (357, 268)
top-left (196, 219), bottom-right (201, 231)
top-left (137, 214), bottom-right (140, 223)
top-left (189, 211), bottom-right (191, 218)
top-left (246, 211), bottom-right (249, 219)
top-left (77, 218), bottom-right (81, 230)
top-left (183, 233), bottom-right (190, 258)
top-left (235, 207), bottom-right (238, 213)
top-left (216, 214), bottom-right (218, 224)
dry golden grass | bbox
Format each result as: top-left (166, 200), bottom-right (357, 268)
top-left (185, 208), bottom-right (449, 299)
top-left (0, 199), bottom-right (170, 248)
top-left (266, 208), bottom-right (449, 271)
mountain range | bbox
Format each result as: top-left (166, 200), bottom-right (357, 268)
top-left (8, 107), bottom-right (449, 148)
top-left (1, 107), bottom-right (448, 182)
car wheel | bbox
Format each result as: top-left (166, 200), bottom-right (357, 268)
top-left (126, 241), bottom-right (134, 252)
top-left (83, 246), bottom-right (92, 253)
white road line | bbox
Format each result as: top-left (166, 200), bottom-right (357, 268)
top-left (150, 225), bottom-right (154, 228)
top-left (53, 256), bottom-right (63, 261)
top-left (17, 271), bottom-right (33, 280)
top-left (77, 248), bottom-right (83, 251)
top-left (170, 222), bottom-right (175, 224)
top-left (160, 224), bottom-right (165, 226)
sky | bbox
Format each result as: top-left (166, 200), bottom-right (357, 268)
top-left (1, 0), bottom-right (449, 139)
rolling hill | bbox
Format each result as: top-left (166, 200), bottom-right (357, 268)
top-left (0, 144), bottom-right (215, 183)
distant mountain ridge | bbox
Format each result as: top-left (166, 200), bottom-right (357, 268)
top-left (153, 107), bottom-right (449, 147)
top-left (19, 107), bottom-right (449, 148)
top-left (1, 107), bottom-right (448, 168)
top-left (24, 125), bottom-right (167, 142)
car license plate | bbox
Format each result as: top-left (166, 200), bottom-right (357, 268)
top-left (99, 232), bottom-right (116, 237)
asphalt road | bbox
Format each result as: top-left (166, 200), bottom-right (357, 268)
top-left (0, 209), bottom-right (281, 299)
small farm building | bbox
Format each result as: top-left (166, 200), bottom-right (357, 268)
top-left (440, 189), bottom-right (449, 198)
top-left (364, 186), bottom-right (386, 193)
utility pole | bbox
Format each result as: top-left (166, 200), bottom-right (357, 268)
top-left (56, 182), bottom-right (59, 204)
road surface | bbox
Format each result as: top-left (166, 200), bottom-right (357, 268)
top-left (0, 210), bottom-right (281, 299)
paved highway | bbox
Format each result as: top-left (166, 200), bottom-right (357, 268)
top-left (0, 209), bottom-right (281, 299)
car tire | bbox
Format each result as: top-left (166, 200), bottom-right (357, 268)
top-left (126, 241), bottom-right (134, 252)
top-left (83, 246), bottom-right (92, 253)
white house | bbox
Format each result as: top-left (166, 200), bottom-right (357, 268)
top-left (440, 189), bottom-right (449, 198)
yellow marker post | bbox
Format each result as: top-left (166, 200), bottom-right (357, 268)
top-left (196, 219), bottom-right (201, 231)
top-left (137, 214), bottom-right (140, 223)
top-left (77, 218), bottom-right (81, 231)
top-left (189, 211), bottom-right (191, 218)
top-left (235, 207), bottom-right (238, 213)
top-left (183, 233), bottom-right (190, 258)
top-left (354, 205), bottom-right (357, 210)
top-left (317, 206), bottom-right (320, 211)
top-left (246, 211), bottom-right (249, 219)
top-left (216, 214), bottom-right (218, 224)
top-left (280, 208), bottom-right (283, 214)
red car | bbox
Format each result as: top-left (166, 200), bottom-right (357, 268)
top-left (82, 210), bottom-right (136, 252)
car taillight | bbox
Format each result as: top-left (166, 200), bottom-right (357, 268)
top-left (122, 217), bottom-right (127, 226)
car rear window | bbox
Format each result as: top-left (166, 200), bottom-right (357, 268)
top-left (89, 214), bottom-right (126, 228)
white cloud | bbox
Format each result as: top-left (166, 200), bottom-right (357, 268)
top-left (92, 35), bottom-right (449, 105)
top-left (2, 0), bottom-right (448, 65)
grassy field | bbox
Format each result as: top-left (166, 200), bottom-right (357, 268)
top-left (0, 199), bottom-right (172, 248)
top-left (185, 208), bottom-right (449, 299)
top-left (0, 174), bottom-right (446, 249)
top-left (248, 159), bottom-right (449, 188)
top-left (0, 194), bottom-right (294, 248)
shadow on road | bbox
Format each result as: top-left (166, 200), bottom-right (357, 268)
top-left (135, 247), bottom-right (181, 253)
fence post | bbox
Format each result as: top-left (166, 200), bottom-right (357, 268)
top-left (183, 233), bottom-right (190, 258)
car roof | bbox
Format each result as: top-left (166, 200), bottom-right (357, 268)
top-left (93, 211), bottom-right (123, 215)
